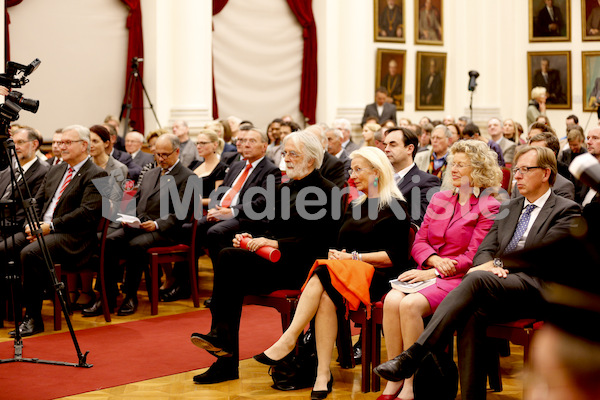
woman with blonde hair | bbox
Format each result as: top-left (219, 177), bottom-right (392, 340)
top-left (362, 122), bottom-right (382, 147)
top-left (377, 140), bottom-right (501, 400)
top-left (255, 147), bottom-right (411, 399)
top-left (189, 129), bottom-right (227, 208)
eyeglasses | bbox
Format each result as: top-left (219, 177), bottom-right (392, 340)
top-left (14, 140), bottom-right (33, 146)
top-left (155, 149), bottom-right (177, 159)
top-left (237, 138), bottom-right (258, 144)
top-left (348, 167), bottom-right (372, 176)
top-left (196, 141), bottom-right (212, 147)
top-left (449, 162), bottom-right (472, 169)
top-left (282, 150), bottom-right (302, 159)
top-left (56, 140), bottom-right (84, 147)
top-left (512, 166), bottom-right (542, 175)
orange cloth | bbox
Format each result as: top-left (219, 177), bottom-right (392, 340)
top-left (302, 259), bottom-right (375, 318)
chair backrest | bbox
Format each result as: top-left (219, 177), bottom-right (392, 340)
top-left (97, 217), bottom-right (110, 266)
top-left (501, 167), bottom-right (512, 194)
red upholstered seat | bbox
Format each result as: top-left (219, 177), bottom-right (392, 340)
top-left (243, 290), bottom-right (302, 332)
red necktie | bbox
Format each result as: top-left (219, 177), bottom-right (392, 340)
top-left (51, 167), bottom-right (74, 217)
top-left (221, 164), bottom-right (252, 208)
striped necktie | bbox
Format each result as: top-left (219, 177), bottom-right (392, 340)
top-left (51, 167), bottom-right (74, 217)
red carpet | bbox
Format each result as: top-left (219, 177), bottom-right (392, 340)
top-left (0, 305), bottom-right (282, 400)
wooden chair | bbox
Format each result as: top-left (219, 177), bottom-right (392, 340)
top-left (145, 216), bottom-right (200, 315)
top-left (54, 217), bottom-right (111, 330)
top-left (243, 289), bottom-right (302, 332)
top-left (501, 167), bottom-right (512, 195)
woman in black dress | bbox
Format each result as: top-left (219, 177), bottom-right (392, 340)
top-left (254, 146), bottom-right (411, 399)
top-left (188, 129), bottom-right (227, 208)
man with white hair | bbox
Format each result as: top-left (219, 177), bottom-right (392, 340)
top-left (326, 128), bottom-right (351, 172)
top-left (332, 118), bottom-right (359, 154)
top-left (306, 125), bottom-right (348, 188)
top-left (414, 124), bottom-right (452, 180)
top-left (125, 131), bottom-right (154, 168)
top-left (6, 125), bottom-right (107, 337)
top-left (190, 130), bottom-right (338, 384)
top-left (172, 120), bottom-right (201, 168)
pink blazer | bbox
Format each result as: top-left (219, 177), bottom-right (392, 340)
top-left (412, 190), bottom-right (500, 293)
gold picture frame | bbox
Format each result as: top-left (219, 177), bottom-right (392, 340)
top-left (414, 0), bottom-right (443, 45)
top-left (374, 0), bottom-right (405, 43)
top-left (376, 49), bottom-right (406, 110)
top-left (529, 0), bottom-right (570, 42)
top-left (527, 51), bottom-right (571, 109)
top-left (415, 51), bottom-right (446, 110)
top-left (582, 0), bottom-right (600, 41)
top-left (582, 51), bottom-right (600, 111)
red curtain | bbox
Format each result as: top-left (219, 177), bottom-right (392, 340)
top-left (286, 0), bottom-right (317, 124)
top-left (5, 0), bottom-right (24, 62)
top-left (120, 0), bottom-right (145, 134)
top-left (212, 0), bottom-right (229, 119)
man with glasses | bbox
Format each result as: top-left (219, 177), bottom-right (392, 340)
top-left (98, 134), bottom-right (194, 317)
top-left (375, 145), bottom-right (581, 400)
top-left (125, 131), bottom-right (154, 168)
top-left (414, 124), bottom-right (452, 180)
top-left (172, 120), bottom-right (200, 168)
top-left (5, 125), bottom-right (107, 337)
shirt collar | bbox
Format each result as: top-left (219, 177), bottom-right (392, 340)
top-left (396, 162), bottom-right (416, 180)
top-left (163, 159), bottom-right (180, 174)
top-left (20, 157), bottom-right (37, 174)
top-left (525, 187), bottom-right (552, 209)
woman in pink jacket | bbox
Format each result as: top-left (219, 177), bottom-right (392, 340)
top-left (378, 140), bottom-right (502, 400)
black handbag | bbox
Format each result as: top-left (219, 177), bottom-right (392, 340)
top-left (270, 328), bottom-right (317, 391)
top-left (413, 351), bottom-right (459, 400)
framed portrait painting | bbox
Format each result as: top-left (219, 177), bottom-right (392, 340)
top-left (527, 51), bottom-right (571, 109)
top-left (376, 49), bottom-right (406, 110)
top-left (414, 0), bottom-right (443, 45)
top-left (374, 0), bottom-right (405, 42)
top-left (529, 0), bottom-right (570, 42)
top-left (582, 52), bottom-right (600, 111)
top-left (415, 52), bottom-right (446, 110)
top-left (582, 0), bottom-right (600, 41)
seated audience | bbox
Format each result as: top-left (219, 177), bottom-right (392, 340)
top-left (361, 87), bottom-right (397, 126)
top-left (220, 126), bottom-right (248, 167)
top-left (383, 127), bottom-right (440, 225)
top-left (362, 123), bottom-right (381, 148)
top-left (135, 129), bottom-right (165, 187)
top-left (265, 118), bottom-right (284, 166)
top-left (172, 120), bottom-right (201, 168)
top-left (374, 146), bottom-right (581, 400)
top-left (89, 125), bottom-right (128, 182)
top-left (5, 125), bottom-right (107, 337)
top-left (558, 128), bottom-right (587, 167)
top-left (104, 114), bottom-right (126, 151)
top-left (416, 123), bottom-right (433, 153)
top-left (446, 123), bottom-right (461, 145)
top-left (379, 139), bottom-right (502, 400)
top-left (47, 129), bottom-right (63, 166)
top-left (206, 120), bottom-right (236, 154)
top-left (189, 131), bottom-right (339, 384)
top-left (332, 118), bottom-right (360, 154)
top-left (415, 124), bottom-right (451, 180)
top-left (502, 118), bottom-right (519, 143)
top-left (489, 117), bottom-right (515, 165)
top-left (306, 125), bottom-right (348, 188)
top-left (253, 147), bottom-right (411, 399)
top-left (325, 128), bottom-right (351, 172)
top-left (103, 123), bottom-right (142, 181)
top-left (461, 123), bottom-right (505, 166)
top-left (125, 131), bottom-right (154, 168)
top-left (456, 116), bottom-right (470, 135)
top-left (527, 86), bottom-right (547, 127)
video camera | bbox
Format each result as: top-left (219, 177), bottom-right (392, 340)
top-left (0, 58), bottom-right (41, 89)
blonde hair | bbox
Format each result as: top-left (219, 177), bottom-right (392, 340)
top-left (442, 140), bottom-right (502, 190)
top-left (349, 146), bottom-right (404, 211)
top-left (197, 128), bottom-right (225, 154)
top-left (531, 86), bottom-right (547, 100)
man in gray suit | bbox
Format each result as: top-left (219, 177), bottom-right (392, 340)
top-left (488, 118), bottom-right (516, 165)
top-left (332, 118), bottom-right (360, 154)
top-left (125, 131), bottom-right (154, 168)
top-left (374, 146), bottom-right (581, 400)
top-left (172, 120), bottom-right (200, 168)
top-left (361, 87), bottom-right (397, 126)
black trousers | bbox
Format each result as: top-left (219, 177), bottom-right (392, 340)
top-left (416, 270), bottom-right (543, 400)
top-left (209, 247), bottom-right (301, 369)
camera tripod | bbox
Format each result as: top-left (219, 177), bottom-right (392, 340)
top-left (0, 135), bottom-right (92, 368)
top-left (121, 57), bottom-right (161, 134)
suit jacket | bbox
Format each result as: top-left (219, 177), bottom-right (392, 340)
top-left (343, 140), bottom-right (360, 155)
top-left (361, 102), bottom-right (397, 126)
top-left (511, 173), bottom-right (575, 201)
top-left (412, 190), bottom-right (500, 293)
top-left (105, 156), bottom-right (128, 182)
top-left (179, 139), bottom-right (201, 169)
top-left (46, 156), bottom-right (62, 166)
top-left (420, 72), bottom-right (443, 105)
top-left (536, 5), bottom-right (563, 36)
top-left (0, 159), bottom-right (49, 226)
top-left (135, 161), bottom-right (194, 233)
top-left (414, 148), bottom-right (450, 182)
top-left (532, 69), bottom-right (564, 104)
top-left (34, 158), bottom-right (107, 265)
top-left (319, 152), bottom-right (348, 188)
top-left (397, 164), bottom-right (440, 226)
top-left (337, 151), bottom-right (352, 173)
top-left (497, 137), bottom-right (516, 165)
top-left (473, 192), bottom-right (581, 267)
top-left (112, 148), bottom-right (142, 181)
top-left (219, 157), bottom-right (282, 218)
top-left (132, 150), bottom-right (155, 168)
top-left (220, 151), bottom-right (243, 166)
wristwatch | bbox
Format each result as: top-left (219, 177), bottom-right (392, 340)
top-left (493, 258), bottom-right (504, 268)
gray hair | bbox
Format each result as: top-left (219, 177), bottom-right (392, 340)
top-left (248, 127), bottom-right (268, 143)
top-left (332, 118), bottom-right (351, 133)
top-left (433, 124), bottom-right (452, 139)
top-left (327, 128), bottom-right (344, 140)
top-left (283, 130), bottom-right (324, 169)
top-left (63, 124), bottom-right (91, 151)
top-left (158, 133), bottom-right (181, 150)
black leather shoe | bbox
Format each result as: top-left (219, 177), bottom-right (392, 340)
top-left (203, 297), bottom-right (212, 308)
top-left (190, 332), bottom-right (232, 357)
top-left (310, 373), bottom-right (333, 399)
top-left (193, 360), bottom-right (239, 384)
top-left (117, 297), bottom-right (138, 316)
top-left (253, 349), bottom-right (294, 366)
top-left (9, 316), bottom-right (44, 337)
top-left (373, 349), bottom-right (420, 382)
top-left (353, 341), bottom-right (362, 364)
top-left (160, 285), bottom-right (190, 302)
top-left (82, 299), bottom-right (114, 317)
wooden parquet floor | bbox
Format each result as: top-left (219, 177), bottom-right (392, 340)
top-left (1, 256), bottom-right (525, 400)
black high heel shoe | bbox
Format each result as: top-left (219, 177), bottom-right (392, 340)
top-left (253, 349), bottom-right (294, 366)
top-left (310, 373), bottom-right (333, 399)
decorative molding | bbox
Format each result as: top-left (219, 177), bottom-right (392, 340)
top-left (168, 107), bottom-right (212, 136)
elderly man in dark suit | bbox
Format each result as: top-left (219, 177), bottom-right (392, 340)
top-left (361, 87), bottom-right (397, 126)
top-left (536, 0), bottom-right (563, 37)
top-left (532, 58), bottom-right (565, 104)
top-left (5, 125), bottom-right (107, 337)
top-left (190, 130), bottom-right (339, 384)
top-left (375, 146), bottom-right (581, 400)
top-left (96, 134), bottom-right (194, 317)
top-left (384, 127), bottom-right (440, 226)
top-left (103, 123), bottom-right (142, 181)
top-left (125, 131), bottom-right (154, 168)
